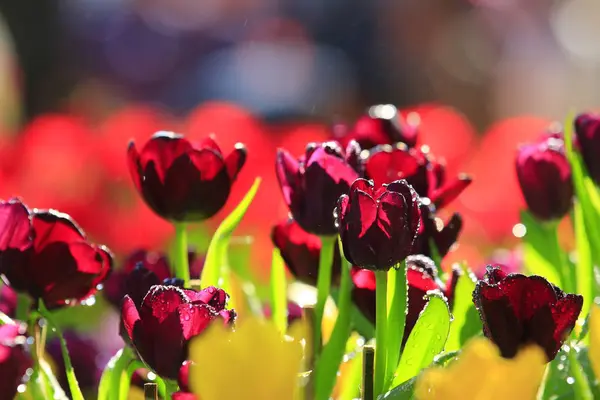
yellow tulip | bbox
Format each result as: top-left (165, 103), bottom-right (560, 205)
top-left (188, 317), bottom-right (304, 400)
top-left (589, 302), bottom-right (600, 380)
top-left (415, 338), bottom-right (546, 400)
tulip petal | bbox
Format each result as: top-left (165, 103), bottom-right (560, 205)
top-left (0, 200), bottom-right (32, 251)
top-left (185, 287), bottom-right (229, 311)
top-left (224, 144), bottom-right (247, 181)
top-left (139, 132), bottom-right (193, 182)
top-left (275, 149), bottom-right (300, 207)
top-left (127, 141), bottom-right (143, 192)
top-left (178, 303), bottom-right (216, 339)
top-left (121, 296), bottom-right (141, 342)
top-left (32, 210), bottom-right (86, 249)
top-left (431, 175), bottom-right (472, 209)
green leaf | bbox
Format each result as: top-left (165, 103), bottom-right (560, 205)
top-left (459, 307), bottom-right (483, 345)
top-left (200, 178), bottom-right (261, 290)
top-left (391, 293), bottom-right (451, 387)
top-left (445, 268), bottom-right (477, 352)
top-left (574, 200), bottom-right (594, 318)
top-left (378, 377), bottom-right (416, 400)
top-left (432, 350), bottom-right (459, 366)
top-left (521, 210), bottom-right (562, 287)
top-left (269, 248), bottom-right (288, 334)
top-left (314, 260), bottom-right (353, 400)
top-left (339, 350), bottom-right (364, 400)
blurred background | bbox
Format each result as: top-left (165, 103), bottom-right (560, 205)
top-left (0, 1), bottom-right (599, 393)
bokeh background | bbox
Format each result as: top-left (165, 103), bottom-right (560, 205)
top-left (0, 0), bottom-right (597, 395)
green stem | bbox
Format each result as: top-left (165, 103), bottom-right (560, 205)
top-left (314, 258), bottom-right (353, 400)
top-left (374, 270), bottom-right (388, 397)
top-left (28, 313), bottom-right (51, 400)
top-left (568, 347), bottom-right (593, 400)
top-left (174, 223), bottom-right (190, 288)
top-left (385, 261), bottom-right (407, 389)
top-left (38, 301), bottom-right (84, 400)
top-left (549, 222), bottom-right (573, 293)
top-left (314, 236), bottom-right (336, 358)
top-left (164, 380), bottom-right (178, 400)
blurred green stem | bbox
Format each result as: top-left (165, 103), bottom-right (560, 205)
top-left (374, 270), bottom-right (388, 397)
top-left (568, 347), bottom-right (593, 400)
top-left (314, 236), bottom-right (336, 358)
top-left (174, 223), bottom-right (190, 288)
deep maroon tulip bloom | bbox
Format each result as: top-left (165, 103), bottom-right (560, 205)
top-left (103, 249), bottom-right (204, 308)
top-left (333, 105), bottom-right (419, 149)
top-left (0, 323), bottom-right (32, 398)
top-left (473, 266), bottom-right (583, 361)
top-left (271, 219), bottom-right (342, 286)
top-left (412, 202), bottom-right (463, 259)
top-left (575, 113), bottom-right (600, 184)
top-left (516, 136), bottom-right (573, 221)
top-left (47, 331), bottom-right (100, 395)
top-left (351, 255), bottom-right (457, 345)
top-left (128, 132), bottom-right (247, 222)
top-left (263, 300), bottom-right (304, 326)
top-left (276, 141), bottom-right (361, 236)
top-left (364, 144), bottom-right (471, 209)
top-left (336, 179), bottom-right (420, 270)
top-left (121, 285), bottom-right (235, 379)
top-left (0, 285), bottom-right (17, 318)
top-left (0, 199), bottom-right (112, 309)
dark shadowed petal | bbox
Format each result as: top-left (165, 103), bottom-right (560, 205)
top-left (574, 113), bottom-right (600, 185)
top-left (124, 250), bottom-right (172, 280)
top-left (345, 140), bottom-right (362, 173)
top-left (443, 265), bottom-right (463, 308)
top-left (0, 200), bottom-right (32, 251)
top-left (138, 132), bottom-right (193, 182)
top-left (126, 265), bottom-right (162, 308)
top-left (275, 149), bottom-right (301, 207)
top-left (224, 144), bottom-right (247, 180)
top-left (365, 145), bottom-right (425, 190)
top-left (31, 210), bottom-right (86, 249)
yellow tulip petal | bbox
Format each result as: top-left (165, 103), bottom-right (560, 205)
top-left (590, 303), bottom-right (600, 380)
top-left (415, 338), bottom-right (546, 400)
top-left (189, 317), bottom-right (304, 400)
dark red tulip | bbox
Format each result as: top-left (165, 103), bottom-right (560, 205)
top-left (103, 249), bottom-right (204, 308)
top-left (0, 198), bottom-right (113, 309)
top-left (0, 323), bottom-right (32, 398)
top-left (0, 285), bottom-right (17, 318)
top-left (128, 132), bottom-right (247, 222)
top-left (364, 144), bottom-right (471, 209)
top-left (121, 285), bottom-right (235, 379)
top-left (172, 361), bottom-right (198, 400)
top-left (46, 331), bottom-right (100, 395)
top-left (276, 141), bottom-right (361, 236)
top-left (351, 255), bottom-right (456, 344)
top-left (515, 136), bottom-right (573, 221)
top-left (336, 179), bottom-right (421, 270)
top-left (332, 105), bottom-right (419, 149)
top-left (263, 300), bottom-right (304, 326)
top-left (412, 202), bottom-right (463, 259)
top-left (271, 219), bottom-right (342, 286)
top-left (473, 266), bottom-right (583, 361)
top-left (574, 113), bottom-right (600, 185)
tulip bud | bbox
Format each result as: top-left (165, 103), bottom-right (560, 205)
top-left (575, 113), bottom-right (600, 185)
top-left (515, 136), bottom-right (573, 221)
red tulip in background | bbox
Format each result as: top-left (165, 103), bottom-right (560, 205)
top-left (574, 113), bottom-right (600, 185)
top-left (515, 133), bottom-right (573, 221)
top-left (276, 141), bottom-right (361, 236)
top-left (271, 219), bottom-right (342, 286)
top-left (103, 249), bottom-right (204, 309)
top-left (332, 104), bottom-right (419, 150)
top-left (0, 198), bottom-right (113, 309)
top-left (0, 323), bottom-right (32, 399)
top-left (336, 179), bottom-right (421, 270)
top-left (128, 132), bottom-right (247, 222)
top-left (172, 361), bottom-right (197, 400)
top-left (473, 266), bottom-right (582, 361)
top-left (412, 201), bottom-right (463, 259)
top-left (121, 285), bottom-right (235, 379)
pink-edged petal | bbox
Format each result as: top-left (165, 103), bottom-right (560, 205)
top-left (121, 296), bottom-right (141, 342)
top-left (0, 199), bottom-right (33, 251)
top-left (224, 144), bottom-right (247, 180)
top-left (140, 285), bottom-right (189, 323)
top-left (306, 147), bottom-right (359, 185)
top-left (275, 149), bottom-right (301, 207)
top-left (551, 294), bottom-right (583, 343)
top-left (349, 178), bottom-right (374, 195)
top-left (31, 210), bottom-right (85, 250)
top-left (185, 287), bottom-right (229, 311)
top-left (127, 141), bottom-right (143, 192)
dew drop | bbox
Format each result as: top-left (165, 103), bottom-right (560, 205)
top-left (566, 377), bottom-right (575, 385)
